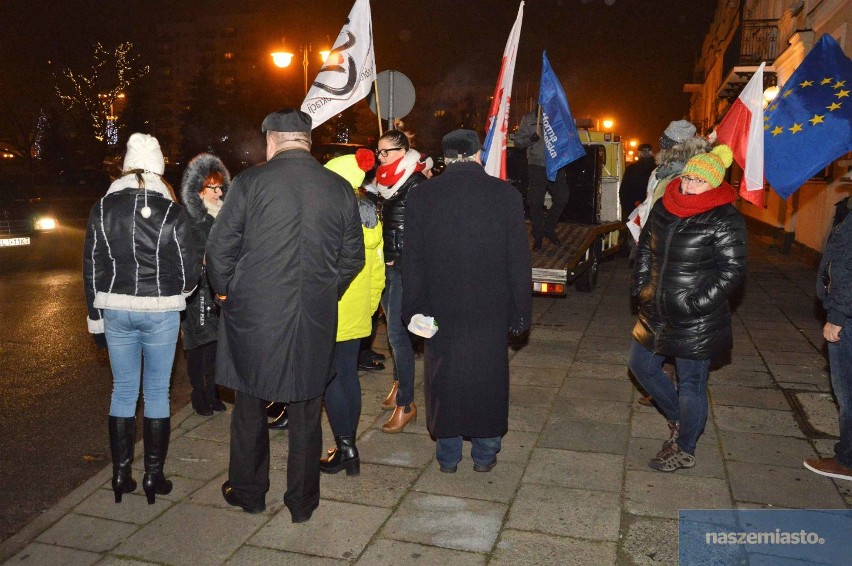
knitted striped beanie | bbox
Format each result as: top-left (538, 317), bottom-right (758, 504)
top-left (682, 144), bottom-right (734, 188)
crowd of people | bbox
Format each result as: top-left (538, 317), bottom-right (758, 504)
top-left (82, 107), bottom-right (852, 524)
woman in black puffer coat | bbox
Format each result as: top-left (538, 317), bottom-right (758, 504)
top-left (180, 153), bottom-right (231, 416)
top-left (629, 145), bottom-right (747, 473)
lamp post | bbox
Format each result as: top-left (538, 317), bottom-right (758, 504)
top-left (271, 43), bottom-right (331, 95)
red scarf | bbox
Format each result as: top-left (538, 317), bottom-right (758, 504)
top-left (662, 177), bottom-right (737, 218)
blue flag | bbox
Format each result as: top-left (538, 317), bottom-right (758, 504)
top-left (764, 34), bottom-right (852, 199)
top-left (538, 51), bottom-right (585, 182)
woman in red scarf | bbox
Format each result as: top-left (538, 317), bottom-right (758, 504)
top-left (629, 145), bottom-right (747, 472)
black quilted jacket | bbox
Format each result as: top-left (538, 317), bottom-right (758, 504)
top-left (631, 190), bottom-right (747, 359)
top-left (381, 172), bottom-right (426, 264)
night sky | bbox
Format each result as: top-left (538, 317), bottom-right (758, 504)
top-left (0, 0), bottom-right (716, 148)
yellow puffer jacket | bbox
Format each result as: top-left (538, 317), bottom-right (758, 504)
top-left (337, 220), bottom-right (385, 341)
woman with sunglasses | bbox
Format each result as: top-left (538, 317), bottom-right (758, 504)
top-left (375, 129), bottom-right (429, 432)
top-left (629, 145), bottom-right (747, 473)
top-left (180, 153), bottom-right (231, 415)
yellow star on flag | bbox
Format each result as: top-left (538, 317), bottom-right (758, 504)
top-left (771, 126), bottom-right (784, 136)
top-left (783, 89), bottom-right (794, 98)
top-left (833, 80), bottom-right (847, 89)
top-left (764, 123), bottom-right (770, 130)
top-left (789, 123), bottom-right (803, 134)
top-left (799, 80), bottom-right (814, 88)
top-left (835, 89), bottom-right (850, 99)
top-left (809, 114), bottom-right (825, 126)
top-left (827, 102), bottom-right (842, 111)
top-left (821, 77), bottom-right (834, 85)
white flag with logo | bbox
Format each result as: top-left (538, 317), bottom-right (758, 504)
top-left (301, 0), bottom-right (376, 129)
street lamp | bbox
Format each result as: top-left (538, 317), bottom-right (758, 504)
top-left (602, 118), bottom-right (614, 131)
top-left (271, 42), bottom-right (331, 95)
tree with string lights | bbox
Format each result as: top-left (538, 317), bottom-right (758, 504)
top-left (54, 42), bottom-right (149, 154)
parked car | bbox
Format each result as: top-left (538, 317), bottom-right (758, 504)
top-left (0, 180), bottom-right (58, 249)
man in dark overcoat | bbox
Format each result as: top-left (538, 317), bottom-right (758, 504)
top-left (402, 129), bottom-right (532, 473)
top-left (206, 109), bottom-right (364, 521)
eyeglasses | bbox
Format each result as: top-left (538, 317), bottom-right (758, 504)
top-left (681, 176), bottom-right (708, 185)
top-left (376, 147), bottom-right (404, 158)
top-left (204, 185), bottom-right (224, 192)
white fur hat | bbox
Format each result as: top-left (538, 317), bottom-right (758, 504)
top-left (123, 133), bottom-right (165, 175)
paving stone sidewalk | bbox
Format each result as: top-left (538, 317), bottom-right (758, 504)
top-left (2, 231), bottom-right (850, 565)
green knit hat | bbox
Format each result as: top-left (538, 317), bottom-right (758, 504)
top-left (682, 144), bottom-right (734, 188)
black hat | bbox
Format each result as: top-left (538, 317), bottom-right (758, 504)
top-left (261, 109), bottom-right (312, 134)
top-left (638, 143), bottom-right (653, 152)
top-left (442, 129), bottom-right (482, 158)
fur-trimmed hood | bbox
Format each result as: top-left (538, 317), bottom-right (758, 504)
top-left (654, 137), bottom-right (712, 180)
top-left (180, 153), bottom-right (231, 220)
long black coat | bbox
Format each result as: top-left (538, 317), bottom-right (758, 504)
top-left (631, 185), bottom-right (747, 360)
top-left (206, 150), bottom-right (365, 402)
top-left (402, 162), bottom-right (532, 438)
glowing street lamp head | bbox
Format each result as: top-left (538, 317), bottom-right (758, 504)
top-left (602, 119), bottom-right (614, 130)
top-left (319, 50), bottom-right (331, 63)
top-left (271, 51), bottom-right (294, 68)
top-left (629, 139), bottom-right (637, 147)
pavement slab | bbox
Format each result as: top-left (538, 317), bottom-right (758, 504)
top-left (355, 538), bottom-right (487, 565)
top-left (539, 417), bottom-right (629, 454)
top-left (320, 463), bottom-right (420, 508)
top-left (226, 545), bottom-right (347, 565)
top-left (356, 429), bottom-right (437, 469)
top-left (505, 483), bottom-right (621, 541)
top-left (618, 515), bottom-right (679, 566)
top-left (413, 460), bottom-right (525, 503)
top-left (522, 448), bottom-right (624, 491)
top-left (713, 405), bottom-right (805, 437)
top-left (7, 542), bottom-right (101, 565)
top-left (559, 376), bottom-right (635, 402)
top-left (492, 529), bottom-right (617, 565)
top-left (380, 492), bottom-right (506, 553)
top-left (624, 470), bottom-right (732, 519)
top-left (113, 502), bottom-right (266, 565)
top-left (506, 365), bottom-right (567, 387)
top-left (719, 432), bottom-right (818, 467)
top-left (727, 461), bottom-right (847, 508)
top-left (248, 500), bottom-right (390, 560)
top-left (708, 383), bottom-right (791, 410)
top-left (34, 513), bottom-right (138, 553)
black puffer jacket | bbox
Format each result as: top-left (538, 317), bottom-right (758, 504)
top-left (631, 187), bottom-right (747, 359)
top-left (83, 177), bottom-right (200, 334)
top-left (818, 210), bottom-right (852, 326)
top-left (381, 172), bottom-right (426, 264)
top-left (179, 153), bottom-right (231, 350)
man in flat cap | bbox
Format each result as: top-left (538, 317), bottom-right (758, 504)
top-left (402, 129), bottom-right (532, 473)
top-left (207, 109), bottom-right (364, 522)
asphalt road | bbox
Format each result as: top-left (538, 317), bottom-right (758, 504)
top-left (0, 216), bottom-right (193, 542)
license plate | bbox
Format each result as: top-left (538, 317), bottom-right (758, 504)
top-left (0, 237), bottom-right (30, 247)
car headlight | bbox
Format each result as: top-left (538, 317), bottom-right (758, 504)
top-left (34, 217), bottom-right (57, 231)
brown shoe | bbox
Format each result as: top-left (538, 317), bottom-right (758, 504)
top-left (803, 457), bottom-right (852, 481)
top-left (381, 381), bottom-right (398, 411)
top-left (382, 403), bottom-right (416, 433)
top-left (637, 395), bottom-right (654, 407)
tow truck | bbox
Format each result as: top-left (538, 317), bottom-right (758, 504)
top-left (509, 125), bottom-right (625, 295)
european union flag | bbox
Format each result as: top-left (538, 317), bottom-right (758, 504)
top-left (764, 34), bottom-right (852, 199)
top-left (538, 51), bottom-right (585, 182)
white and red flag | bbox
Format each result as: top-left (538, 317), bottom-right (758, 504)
top-left (714, 62), bottom-right (765, 207)
top-left (482, 1), bottom-right (524, 179)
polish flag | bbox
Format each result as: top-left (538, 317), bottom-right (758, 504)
top-left (714, 62), bottom-right (765, 207)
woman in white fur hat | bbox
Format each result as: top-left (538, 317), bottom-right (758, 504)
top-left (83, 133), bottom-right (201, 505)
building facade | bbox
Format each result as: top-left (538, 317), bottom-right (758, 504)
top-left (687, 0), bottom-right (851, 253)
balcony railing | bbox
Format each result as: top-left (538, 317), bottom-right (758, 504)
top-left (724, 19), bottom-right (779, 70)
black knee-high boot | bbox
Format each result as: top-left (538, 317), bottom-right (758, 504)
top-left (108, 416), bottom-right (137, 503)
top-left (142, 417), bottom-right (173, 504)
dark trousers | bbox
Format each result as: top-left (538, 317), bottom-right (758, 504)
top-left (186, 341), bottom-right (217, 403)
top-left (325, 339), bottom-right (362, 438)
top-left (229, 391), bottom-right (322, 514)
top-left (527, 164), bottom-right (569, 237)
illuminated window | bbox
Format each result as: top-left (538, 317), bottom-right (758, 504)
top-left (434, 110), bottom-right (446, 117)
top-left (224, 52), bottom-right (233, 60)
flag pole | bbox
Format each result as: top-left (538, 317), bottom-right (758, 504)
top-left (373, 79), bottom-right (383, 136)
top-left (535, 103), bottom-right (542, 136)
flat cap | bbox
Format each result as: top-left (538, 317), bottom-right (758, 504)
top-left (442, 129), bottom-right (481, 159)
top-left (638, 143), bottom-right (653, 152)
top-left (261, 109), bottom-right (312, 134)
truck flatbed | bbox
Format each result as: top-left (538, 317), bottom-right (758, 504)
top-left (528, 220), bottom-right (623, 295)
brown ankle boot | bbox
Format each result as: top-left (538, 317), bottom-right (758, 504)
top-left (381, 381), bottom-right (398, 410)
top-left (382, 403), bottom-right (416, 433)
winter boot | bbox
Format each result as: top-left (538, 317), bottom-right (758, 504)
top-left (188, 360), bottom-right (213, 416)
top-left (108, 416), bottom-right (137, 503)
top-left (142, 417), bottom-right (173, 504)
top-left (320, 436), bottom-right (360, 476)
top-left (205, 376), bottom-right (226, 412)
top-left (381, 381), bottom-right (398, 410)
top-left (382, 403), bottom-right (417, 433)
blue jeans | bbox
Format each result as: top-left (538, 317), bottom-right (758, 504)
top-left (324, 339), bottom-right (362, 438)
top-left (381, 265), bottom-right (414, 406)
top-left (104, 310), bottom-right (180, 419)
top-left (436, 436), bottom-right (502, 469)
top-left (628, 340), bottom-right (711, 455)
top-left (828, 318), bottom-right (852, 467)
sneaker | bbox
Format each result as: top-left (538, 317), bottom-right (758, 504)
top-left (649, 442), bottom-right (695, 472)
top-left (803, 457), bottom-right (852, 481)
